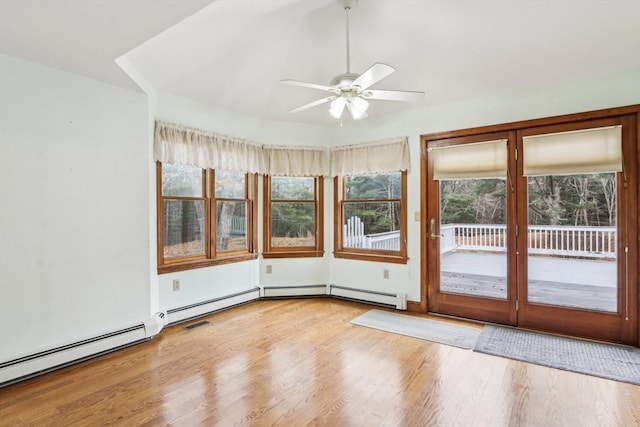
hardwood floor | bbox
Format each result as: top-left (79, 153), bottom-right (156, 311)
top-left (1, 298), bottom-right (639, 426)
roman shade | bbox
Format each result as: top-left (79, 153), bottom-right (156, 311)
top-left (522, 126), bottom-right (622, 176)
top-left (431, 139), bottom-right (508, 180)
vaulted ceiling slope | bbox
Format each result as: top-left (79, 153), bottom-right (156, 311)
top-left (1, 0), bottom-right (639, 125)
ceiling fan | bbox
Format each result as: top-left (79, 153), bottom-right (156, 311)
top-left (282, 0), bottom-right (424, 121)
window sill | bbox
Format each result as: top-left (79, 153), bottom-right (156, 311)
top-left (158, 253), bottom-right (259, 274)
top-left (333, 251), bottom-right (408, 264)
top-left (262, 250), bottom-right (325, 259)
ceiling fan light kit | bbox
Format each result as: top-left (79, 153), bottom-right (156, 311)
top-left (282, 0), bottom-right (424, 122)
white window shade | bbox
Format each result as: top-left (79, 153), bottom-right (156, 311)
top-left (523, 126), bottom-right (622, 176)
top-left (431, 139), bottom-right (507, 180)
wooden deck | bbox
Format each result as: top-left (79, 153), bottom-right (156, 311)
top-left (441, 252), bottom-right (617, 312)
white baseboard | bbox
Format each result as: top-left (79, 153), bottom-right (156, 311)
top-left (330, 285), bottom-right (407, 310)
top-left (261, 284), bottom-right (328, 298)
top-left (262, 284), bottom-right (407, 310)
top-left (166, 287), bottom-right (260, 325)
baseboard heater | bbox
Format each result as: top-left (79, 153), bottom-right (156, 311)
top-left (329, 285), bottom-right (407, 310)
top-left (166, 287), bottom-right (260, 325)
top-left (261, 284), bottom-right (328, 298)
top-left (261, 284), bottom-right (407, 310)
top-left (0, 311), bottom-right (166, 388)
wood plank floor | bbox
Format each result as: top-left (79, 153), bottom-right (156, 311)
top-left (1, 299), bottom-right (639, 426)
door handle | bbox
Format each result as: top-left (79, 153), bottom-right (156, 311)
top-left (430, 218), bottom-right (442, 240)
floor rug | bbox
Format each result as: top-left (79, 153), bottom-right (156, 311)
top-left (473, 325), bottom-right (640, 385)
top-left (351, 309), bottom-right (480, 349)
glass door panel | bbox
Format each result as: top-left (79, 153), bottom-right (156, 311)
top-left (526, 173), bottom-right (617, 312)
top-left (426, 131), bottom-right (517, 326)
top-left (425, 114), bottom-right (637, 346)
top-left (440, 178), bottom-right (508, 300)
top-left (516, 116), bottom-right (637, 345)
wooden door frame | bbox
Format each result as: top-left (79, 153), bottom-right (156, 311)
top-left (419, 105), bottom-right (640, 346)
top-left (515, 116), bottom-right (638, 345)
top-left (423, 131), bottom-right (518, 325)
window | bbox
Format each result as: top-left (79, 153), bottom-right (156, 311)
top-left (334, 171), bottom-right (407, 263)
top-left (157, 162), bottom-right (257, 273)
top-left (263, 176), bottom-right (324, 258)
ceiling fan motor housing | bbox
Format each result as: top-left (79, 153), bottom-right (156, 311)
top-left (339, 0), bottom-right (358, 10)
top-left (330, 72), bottom-right (360, 90)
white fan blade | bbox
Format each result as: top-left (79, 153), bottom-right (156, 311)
top-left (352, 63), bottom-right (395, 90)
top-left (288, 96), bottom-right (337, 113)
top-left (281, 79), bottom-right (334, 92)
top-left (365, 89), bottom-right (425, 102)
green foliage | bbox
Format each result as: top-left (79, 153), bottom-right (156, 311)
top-left (440, 174), bottom-right (616, 227)
top-left (162, 163), bottom-right (203, 197)
top-left (272, 202), bottom-right (315, 238)
top-left (341, 173), bottom-right (402, 235)
top-left (346, 173), bottom-right (401, 200)
top-left (441, 179), bottom-right (506, 224)
top-left (271, 177), bottom-right (314, 200)
top-left (527, 173), bottom-right (616, 226)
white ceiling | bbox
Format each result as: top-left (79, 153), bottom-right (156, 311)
top-left (1, 0), bottom-right (639, 126)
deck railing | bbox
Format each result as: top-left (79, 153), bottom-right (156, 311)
top-left (343, 217), bottom-right (615, 258)
top-left (442, 223), bottom-right (616, 259)
top-left (344, 216), bottom-right (400, 250)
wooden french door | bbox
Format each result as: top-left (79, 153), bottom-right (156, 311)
top-left (423, 110), bottom-right (638, 345)
top-left (514, 116), bottom-right (638, 344)
top-left (426, 131), bottom-right (518, 326)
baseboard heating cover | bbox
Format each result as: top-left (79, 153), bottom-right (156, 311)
top-left (0, 311), bottom-right (166, 388)
top-left (261, 284), bottom-right (328, 298)
top-left (330, 285), bottom-right (407, 310)
top-left (166, 287), bottom-right (260, 325)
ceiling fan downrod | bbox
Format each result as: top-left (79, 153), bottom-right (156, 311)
top-left (340, 0), bottom-right (358, 74)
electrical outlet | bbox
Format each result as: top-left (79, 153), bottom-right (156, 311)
top-left (383, 269), bottom-right (390, 279)
top-left (172, 279), bottom-right (180, 291)
top-left (266, 265), bottom-right (272, 274)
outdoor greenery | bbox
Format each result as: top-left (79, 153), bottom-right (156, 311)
top-left (528, 174), bottom-right (616, 226)
top-left (162, 164), bottom-right (205, 255)
top-left (162, 163), bottom-right (203, 197)
top-left (161, 164), bottom-right (248, 257)
top-left (344, 173), bottom-right (401, 235)
top-left (440, 178), bottom-right (506, 225)
top-left (440, 173), bottom-right (617, 226)
top-left (270, 177), bottom-right (315, 243)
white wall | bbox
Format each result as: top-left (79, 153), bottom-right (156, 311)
top-left (0, 54), bottom-right (151, 361)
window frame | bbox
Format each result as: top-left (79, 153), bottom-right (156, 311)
top-left (263, 175), bottom-right (324, 258)
top-left (156, 162), bottom-right (258, 274)
top-left (333, 171), bottom-right (408, 264)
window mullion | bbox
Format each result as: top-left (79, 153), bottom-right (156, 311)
top-left (208, 169), bottom-right (215, 259)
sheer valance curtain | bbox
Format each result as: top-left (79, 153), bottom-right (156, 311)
top-left (264, 146), bottom-right (329, 177)
top-left (154, 121), bottom-right (328, 176)
top-left (154, 121), bottom-right (267, 174)
top-left (330, 136), bottom-right (410, 176)
top-left (154, 121), bottom-right (407, 177)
